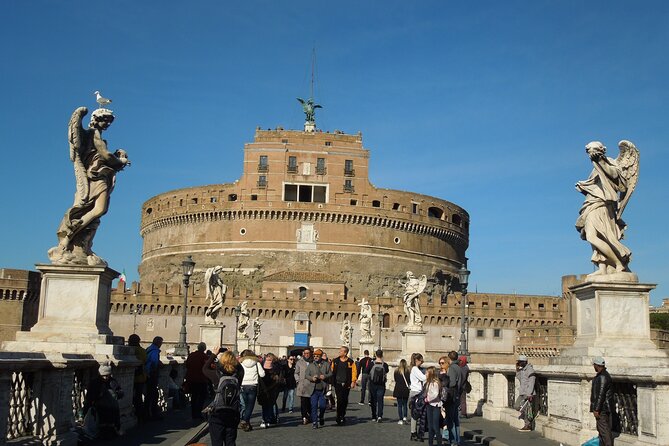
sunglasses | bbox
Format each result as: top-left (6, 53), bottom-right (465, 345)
top-left (439, 361), bottom-right (446, 364)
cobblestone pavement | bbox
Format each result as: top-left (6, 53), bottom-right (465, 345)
top-left (183, 392), bottom-right (563, 446)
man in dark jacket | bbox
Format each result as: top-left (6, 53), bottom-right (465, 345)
top-left (144, 336), bottom-right (163, 420)
top-left (331, 346), bottom-right (358, 425)
top-left (357, 349), bottom-right (374, 405)
top-left (185, 342), bottom-right (209, 420)
top-left (590, 357), bottom-right (615, 446)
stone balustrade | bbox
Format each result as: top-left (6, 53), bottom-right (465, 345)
top-left (0, 353), bottom-right (185, 446)
top-left (466, 363), bottom-right (669, 446)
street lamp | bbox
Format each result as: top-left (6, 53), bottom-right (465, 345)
top-left (377, 310), bottom-right (384, 349)
top-left (233, 304), bottom-right (242, 355)
top-left (130, 301), bottom-right (143, 334)
top-left (458, 263), bottom-right (471, 359)
top-left (174, 255), bottom-right (196, 356)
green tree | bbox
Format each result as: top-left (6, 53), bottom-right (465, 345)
top-left (650, 313), bottom-right (669, 330)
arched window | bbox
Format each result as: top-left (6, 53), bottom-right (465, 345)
top-left (427, 207), bottom-right (443, 219)
top-left (382, 313), bottom-right (390, 328)
top-left (299, 287), bottom-right (308, 299)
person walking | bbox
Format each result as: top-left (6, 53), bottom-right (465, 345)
top-left (393, 358), bottom-right (411, 425)
top-left (295, 347), bottom-right (314, 425)
top-left (127, 334), bottom-right (147, 422)
top-left (144, 336), bottom-right (163, 420)
top-left (409, 352), bottom-right (426, 441)
top-left (357, 349), bottom-right (374, 405)
top-left (368, 349), bottom-right (389, 422)
top-left (258, 353), bottom-right (284, 428)
top-left (305, 349), bottom-right (332, 428)
top-left (424, 366), bottom-right (443, 446)
top-left (83, 362), bottom-right (125, 439)
top-left (185, 342), bottom-right (209, 420)
top-left (590, 357), bottom-right (615, 446)
top-left (239, 349), bottom-right (265, 431)
top-left (458, 355), bottom-right (470, 418)
top-left (439, 352), bottom-right (461, 445)
top-left (281, 355), bottom-right (297, 413)
top-left (514, 354), bottom-right (536, 432)
top-left (331, 345), bottom-right (357, 425)
top-left (204, 351), bottom-right (244, 446)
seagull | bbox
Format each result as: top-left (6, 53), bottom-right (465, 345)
top-left (94, 90), bottom-right (112, 108)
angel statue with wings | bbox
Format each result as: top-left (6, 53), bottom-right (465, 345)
top-left (237, 301), bottom-right (250, 339)
top-left (48, 106), bottom-right (130, 266)
top-left (297, 97), bottom-right (322, 123)
top-left (399, 272), bottom-right (428, 329)
top-left (575, 140), bottom-right (639, 278)
top-left (357, 299), bottom-right (374, 342)
top-left (204, 266), bottom-right (226, 323)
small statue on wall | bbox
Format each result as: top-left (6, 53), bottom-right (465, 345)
top-left (399, 271), bottom-right (427, 329)
top-left (237, 301), bottom-right (250, 339)
top-left (252, 317), bottom-right (262, 343)
top-left (204, 266), bottom-right (226, 324)
top-left (358, 299), bottom-right (374, 343)
top-left (340, 319), bottom-right (352, 347)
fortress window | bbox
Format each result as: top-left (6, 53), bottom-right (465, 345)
top-left (298, 185), bottom-right (312, 202)
top-left (251, 194), bottom-right (258, 201)
top-left (344, 179), bottom-right (354, 192)
top-left (284, 185), bottom-right (298, 201)
top-left (509, 303), bottom-right (516, 309)
top-left (228, 194), bottom-right (238, 201)
top-left (288, 156), bottom-right (297, 173)
top-left (412, 203), bottom-right (418, 214)
top-left (191, 198), bottom-right (198, 204)
top-left (496, 302), bottom-right (502, 309)
top-left (539, 303), bottom-right (545, 310)
top-left (316, 158), bottom-right (326, 175)
top-left (210, 197), bottom-right (217, 203)
top-left (257, 175), bottom-right (267, 188)
top-left (344, 160), bottom-right (355, 176)
top-left (350, 199), bottom-right (357, 206)
top-left (372, 200), bottom-right (381, 208)
top-left (494, 329), bottom-right (501, 338)
top-left (283, 184), bottom-right (327, 203)
top-left (392, 203), bottom-right (401, 210)
top-left (452, 214), bottom-right (462, 226)
top-left (325, 141), bottom-right (332, 146)
top-left (428, 207), bottom-right (443, 219)
top-left (281, 139), bottom-right (289, 144)
top-left (313, 186), bottom-right (326, 203)
top-left (299, 287), bottom-right (307, 299)
top-left (145, 207), bottom-right (153, 215)
top-left (258, 155), bottom-right (269, 172)
top-left (524, 303), bottom-right (531, 309)
top-left (179, 199), bottom-right (183, 206)
top-left (382, 313), bottom-right (390, 328)
top-left (476, 329), bottom-right (485, 338)
top-left (553, 304), bottom-right (558, 310)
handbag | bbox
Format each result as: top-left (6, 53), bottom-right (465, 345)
top-left (464, 380), bottom-right (472, 394)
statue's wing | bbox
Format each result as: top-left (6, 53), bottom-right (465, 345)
top-left (204, 268), bottom-right (213, 295)
top-left (314, 104), bottom-right (323, 109)
top-left (296, 97), bottom-right (305, 105)
top-left (417, 275), bottom-right (428, 294)
top-left (68, 107), bottom-right (89, 205)
top-left (616, 140), bottom-right (640, 220)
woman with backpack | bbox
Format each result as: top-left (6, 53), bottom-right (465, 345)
top-left (204, 351), bottom-right (244, 446)
top-left (424, 366), bottom-right (443, 446)
top-left (393, 359), bottom-right (411, 424)
top-left (409, 353), bottom-right (427, 441)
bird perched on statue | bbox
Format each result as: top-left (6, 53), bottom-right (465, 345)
top-left (94, 90), bottom-right (112, 108)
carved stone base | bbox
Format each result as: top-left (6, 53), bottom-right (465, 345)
top-left (304, 121), bottom-right (315, 132)
top-left (401, 329), bottom-right (427, 359)
top-left (200, 324), bottom-right (224, 351)
top-left (237, 337), bottom-right (250, 353)
top-left (553, 280), bottom-right (668, 368)
top-left (359, 341), bottom-right (375, 358)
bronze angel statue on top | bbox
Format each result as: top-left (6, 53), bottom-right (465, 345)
top-left (297, 97), bottom-right (322, 123)
top-left (48, 106), bottom-right (130, 266)
top-left (575, 140), bottom-right (639, 278)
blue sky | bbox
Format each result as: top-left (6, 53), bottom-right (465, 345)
top-left (1, 1), bottom-right (667, 305)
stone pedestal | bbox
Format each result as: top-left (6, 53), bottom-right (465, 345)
top-left (2, 264), bottom-right (130, 356)
top-left (359, 340), bottom-right (375, 358)
top-left (304, 121), bottom-right (315, 132)
top-left (237, 337), bottom-right (250, 353)
top-left (401, 328), bottom-right (426, 358)
top-left (200, 324), bottom-right (224, 350)
top-left (553, 280), bottom-right (668, 368)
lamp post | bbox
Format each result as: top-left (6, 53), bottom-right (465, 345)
top-left (130, 302), bottom-right (142, 334)
top-left (174, 256), bottom-right (196, 356)
top-left (458, 263), bottom-right (471, 359)
top-left (233, 304), bottom-right (241, 355)
top-left (377, 309), bottom-right (384, 349)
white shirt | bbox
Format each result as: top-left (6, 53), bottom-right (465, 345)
top-left (409, 366), bottom-right (426, 392)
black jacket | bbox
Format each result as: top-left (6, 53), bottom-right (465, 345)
top-left (590, 369), bottom-right (615, 414)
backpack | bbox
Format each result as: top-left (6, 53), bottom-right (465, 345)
top-left (410, 390), bottom-right (427, 418)
top-left (370, 362), bottom-right (386, 385)
top-left (211, 375), bottom-right (240, 412)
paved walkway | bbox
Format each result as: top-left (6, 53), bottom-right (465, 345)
top-left (99, 391), bottom-right (563, 446)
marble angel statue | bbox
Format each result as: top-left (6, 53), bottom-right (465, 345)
top-left (399, 272), bottom-right (428, 328)
top-left (204, 266), bottom-right (226, 323)
top-left (576, 140), bottom-right (639, 278)
top-left (357, 299), bottom-right (374, 342)
top-left (340, 320), bottom-right (352, 346)
top-left (237, 301), bottom-right (250, 339)
top-left (48, 106), bottom-right (130, 265)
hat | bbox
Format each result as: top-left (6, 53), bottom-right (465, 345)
top-left (517, 354), bottom-right (528, 362)
top-left (99, 363), bottom-right (112, 376)
top-left (593, 357), bottom-right (606, 366)
top-left (313, 349), bottom-right (323, 355)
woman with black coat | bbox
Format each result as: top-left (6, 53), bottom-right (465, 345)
top-left (393, 359), bottom-right (412, 424)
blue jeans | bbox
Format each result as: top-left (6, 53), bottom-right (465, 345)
top-left (240, 385), bottom-right (257, 423)
top-left (261, 402), bottom-right (276, 424)
top-left (360, 374), bottom-right (370, 403)
top-left (369, 382), bottom-right (385, 419)
top-left (444, 399), bottom-right (460, 444)
top-left (282, 388), bottom-right (295, 411)
top-left (427, 405), bottom-right (443, 446)
top-left (310, 389), bottom-right (326, 424)
top-left (397, 397), bottom-right (408, 420)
